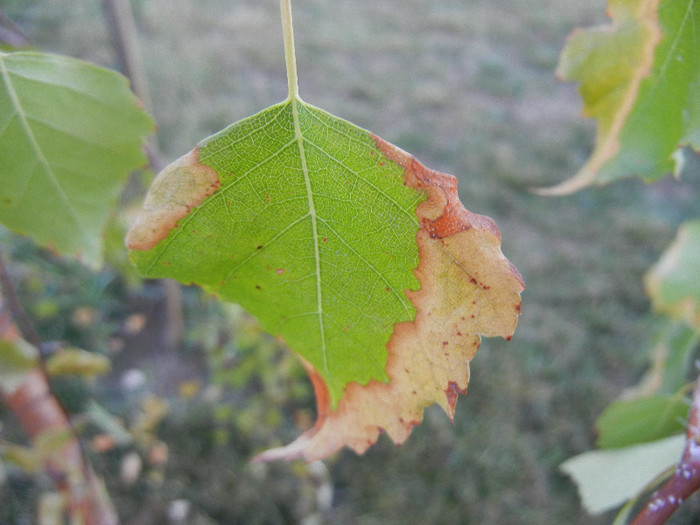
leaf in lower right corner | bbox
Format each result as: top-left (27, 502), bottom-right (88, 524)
top-left (560, 435), bottom-right (684, 515)
top-left (542, 0), bottom-right (700, 194)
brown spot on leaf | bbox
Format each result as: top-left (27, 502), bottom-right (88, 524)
top-left (445, 381), bottom-right (468, 421)
top-left (126, 149), bottom-right (220, 250)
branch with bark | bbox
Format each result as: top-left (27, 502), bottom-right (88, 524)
top-left (0, 248), bottom-right (119, 525)
top-left (631, 374), bottom-right (700, 525)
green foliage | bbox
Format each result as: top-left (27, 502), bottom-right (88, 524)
top-left (129, 99), bottom-right (424, 406)
top-left (601, 0), bottom-right (700, 182)
top-left (560, 435), bottom-right (684, 514)
top-left (45, 347), bottom-right (111, 378)
top-left (0, 51), bottom-right (153, 267)
top-left (596, 395), bottom-right (688, 449)
top-left (646, 220), bottom-right (700, 328)
top-left (1, 0), bottom-right (698, 522)
top-left (553, 0), bottom-right (700, 519)
top-left (544, 0), bottom-right (700, 193)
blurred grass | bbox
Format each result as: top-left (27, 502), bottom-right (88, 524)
top-left (2, 0), bottom-right (700, 523)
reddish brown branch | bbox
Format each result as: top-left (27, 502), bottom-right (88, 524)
top-left (0, 249), bottom-right (119, 525)
top-left (631, 375), bottom-right (700, 525)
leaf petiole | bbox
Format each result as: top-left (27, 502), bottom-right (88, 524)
top-left (280, 0), bottom-right (300, 101)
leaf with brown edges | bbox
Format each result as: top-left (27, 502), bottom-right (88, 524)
top-left (253, 136), bottom-right (524, 461)
top-left (128, 97), bottom-right (523, 461)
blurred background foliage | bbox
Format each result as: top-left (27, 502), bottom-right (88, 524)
top-left (1, 0), bottom-right (700, 523)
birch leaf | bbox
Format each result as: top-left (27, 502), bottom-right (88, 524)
top-left (127, 98), bottom-right (523, 460)
top-left (541, 0), bottom-right (700, 194)
top-left (0, 52), bottom-right (154, 266)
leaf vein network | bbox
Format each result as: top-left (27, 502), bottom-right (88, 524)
top-left (217, 138), bottom-right (299, 195)
top-left (201, 103), bottom-right (289, 160)
top-left (221, 211), bottom-right (310, 281)
top-left (316, 216), bottom-right (414, 317)
top-left (643, 0), bottom-right (697, 104)
top-left (302, 138), bottom-right (420, 227)
top-left (323, 311), bottom-right (387, 376)
top-left (292, 99), bottom-right (330, 379)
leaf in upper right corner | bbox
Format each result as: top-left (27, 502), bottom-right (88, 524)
top-left (645, 220), bottom-right (700, 329)
top-left (542, 0), bottom-right (700, 194)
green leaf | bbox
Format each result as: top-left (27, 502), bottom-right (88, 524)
top-left (0, 51), bottom-right (154, 267)
top-left (0, 337), bottom-right (38, 393)
top-left (127, 97), bottom-right (524, 460)
top-left (560, 434), bottom-right (684, 514)
top-left (645, 220), bottom-right (700, 329)
top-left (627, 320), bottom-right (699, 398)
top-left (596, 395), bottom-right (688, 449)
top-left (129, 99), bottom-right (423, 406)
top-left (541, 0), bottom-right (700, 194)
top-left (45, 348), bottom-right (111, 378)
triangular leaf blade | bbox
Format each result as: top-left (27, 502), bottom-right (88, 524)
top-left (128, 99), bottom-right (523, 460)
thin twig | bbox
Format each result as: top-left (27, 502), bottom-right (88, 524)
top-left (102, 0), bottom-right (151, 111)
top-left (0, 9), bottom-right (33, 48)
top-left (102, 0), bottom-right (183, 350)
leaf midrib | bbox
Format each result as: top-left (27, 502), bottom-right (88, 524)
top-left (292, 98), bottom-right (329, 379)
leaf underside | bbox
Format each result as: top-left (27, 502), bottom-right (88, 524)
top-left (0, 52), bottom-right (153, 266)
top-left (541, 0), bottom-right (700, 194)
top-left (128, 98), bottom-right (523, 460)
